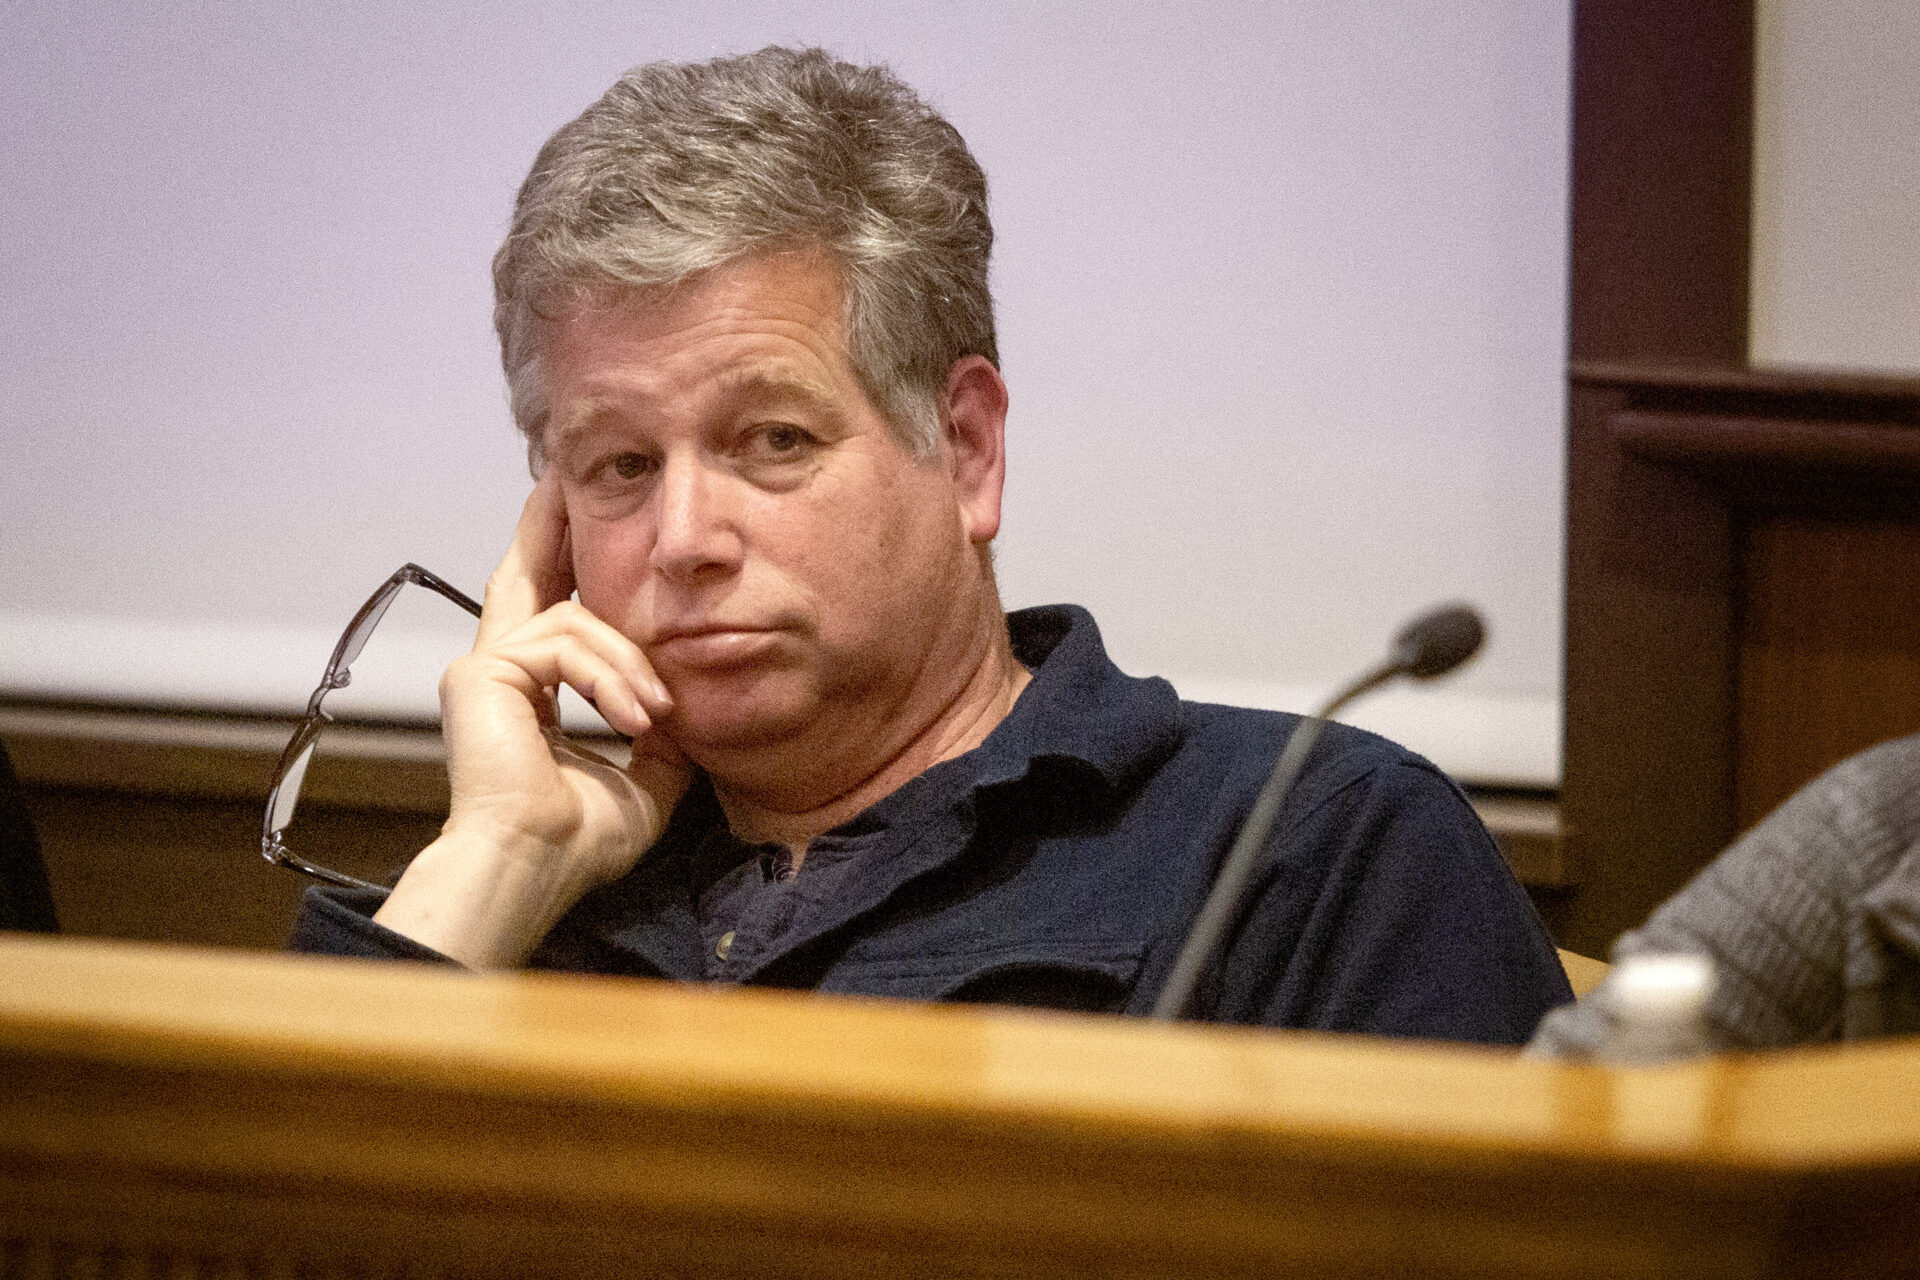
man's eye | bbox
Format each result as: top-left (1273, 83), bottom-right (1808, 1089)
top-left (751, 424), bottom-right (822, 459)
top-left (762, 424), bottom-right (807, 452)
top-left (610, 452), bottom-right (652, 479)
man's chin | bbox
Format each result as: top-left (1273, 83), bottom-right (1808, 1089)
top-left (658, 682), bottom-right (814, 758)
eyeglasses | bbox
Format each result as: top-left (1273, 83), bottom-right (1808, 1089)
top-left (261, 563), bottom-right (481, 891)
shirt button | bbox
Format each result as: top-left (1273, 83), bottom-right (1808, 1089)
top-left (715, 931), bottom-right (735, 960)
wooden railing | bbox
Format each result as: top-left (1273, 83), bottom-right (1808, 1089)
top-left (3, 934), bottom-right (1915, 1278)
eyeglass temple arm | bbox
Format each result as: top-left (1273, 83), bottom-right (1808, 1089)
top-left (262, 835), bottom-right (385, 893)
top-left (398, 563), bottom-right (484, 617)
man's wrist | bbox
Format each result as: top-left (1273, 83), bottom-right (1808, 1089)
top-left (372, 823), bottom-right (587, 969)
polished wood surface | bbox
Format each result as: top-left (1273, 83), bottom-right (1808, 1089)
top-left (1557, 947), bottom-right (1610, 998)
top-left (3, 934), bottom-right (1917, 1279)
top-left (1559, 364), bottom-right (1920, 955)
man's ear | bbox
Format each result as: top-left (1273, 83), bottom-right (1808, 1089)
top-left (941, 355), bottom-right (1009, 544)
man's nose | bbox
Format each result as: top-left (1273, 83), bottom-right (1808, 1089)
top-left (649, 454), bottom-right (744, 580)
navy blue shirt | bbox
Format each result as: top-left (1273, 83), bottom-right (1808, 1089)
top-left (292, 605), bottom-right (1571, 1043)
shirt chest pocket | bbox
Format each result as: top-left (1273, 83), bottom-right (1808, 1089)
top-left (819, 938), bottom-right (1147, 1013)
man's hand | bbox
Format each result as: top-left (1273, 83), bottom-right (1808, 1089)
top-left (372, 472), bottom-right (690, 968)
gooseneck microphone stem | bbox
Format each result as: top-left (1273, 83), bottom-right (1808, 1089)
top-left (1148, 663), bottom-right (1396, 1021)
top-left (1148, 603), bottom-right (1486, 1022)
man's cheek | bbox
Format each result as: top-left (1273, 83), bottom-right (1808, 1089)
top-left (567, 527), bottom-right (642, 629)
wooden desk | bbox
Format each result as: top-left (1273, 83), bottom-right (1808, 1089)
top-left (2, 935), bottom-right (1914, 1279)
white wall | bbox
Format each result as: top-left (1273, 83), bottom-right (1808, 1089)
top-left (1, 1), bottom-right (1572, 785)
top-left (1752, 0), bottom-right (1920, 372)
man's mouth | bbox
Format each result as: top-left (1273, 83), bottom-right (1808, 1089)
top-left (648, 624), bottom-right (783, 670)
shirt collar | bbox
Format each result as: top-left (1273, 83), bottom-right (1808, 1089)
top-left (969, 604), bottom-right (1184, 796)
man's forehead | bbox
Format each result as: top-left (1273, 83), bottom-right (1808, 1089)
top-left (534, 254), bottom-right (861, 445)
top-left (551, 361), bottom-right (839, 413)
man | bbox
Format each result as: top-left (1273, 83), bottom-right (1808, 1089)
top-left (293, 47), bottom-right (1569, 1041)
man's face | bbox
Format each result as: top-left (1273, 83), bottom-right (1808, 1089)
top-left (540, 254), bottom-right (993, 770)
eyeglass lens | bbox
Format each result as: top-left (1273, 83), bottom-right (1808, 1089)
top-left (268, 732), bottom-right (319, 837)
top-left (335, 581), bottom-right (404, 673)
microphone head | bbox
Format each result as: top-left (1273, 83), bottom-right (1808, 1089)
top-left (1390, 603), bottom-right (1485, 679)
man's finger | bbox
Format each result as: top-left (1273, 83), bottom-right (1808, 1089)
top-left (477, 468), bottom-right (574, 649)
top-left (485, 632), bottom-right (653, 739)
top-left (485, 599), bottom-right (672, 716)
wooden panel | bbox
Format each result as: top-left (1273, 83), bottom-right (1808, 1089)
top-left (1560, 0), bottom-right (1749, 949)
top-left (2, 703), bottom-right (461, 949)
top-left (1561, 365), bottom-right (1920, 956)
top-left (1569, 0), bottom-right (1753, 363)
top-left (1614, 410), bottom-right (1920, 475)
top-left (1736, 516), bottom-right (1920, 828)
top-left (3, 935), bottom-right (1920, 1279)
top-left (0, 702), bottom-right (454, 810)
top-left (1557, 380), bottom-right (1737, 955)
top-left (23, 788), bottom-right (442, 949)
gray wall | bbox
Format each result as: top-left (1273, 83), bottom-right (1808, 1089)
top-left (2, 2), bottom-right (1572, 784)
top-left (1751, 0), bottom-right (1920, 373)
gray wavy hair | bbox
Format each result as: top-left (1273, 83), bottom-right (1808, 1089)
top-left (493, 46), bottom-right (997, 463)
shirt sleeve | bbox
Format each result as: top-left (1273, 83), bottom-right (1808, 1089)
top-left (287, 884), bottom-right (462, 965)
top-left (1217, 756), bottom-right (1572, 1045)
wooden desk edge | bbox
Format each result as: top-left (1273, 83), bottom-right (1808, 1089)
top-left (4, 934), bottom-right (1917, 1280)
top-left (2, 933), bottom-right (1915, 1171)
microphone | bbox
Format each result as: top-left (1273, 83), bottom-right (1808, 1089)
top-left (1149, 602), bottom-right (1487, 1021)
top-left (1390, 604), bottom-right (1485, 680)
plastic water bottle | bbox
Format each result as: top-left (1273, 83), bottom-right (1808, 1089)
top-left (1595, 953), bottom-right (1718, 1065)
